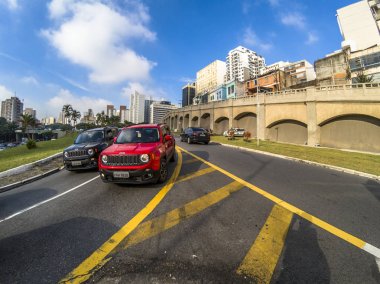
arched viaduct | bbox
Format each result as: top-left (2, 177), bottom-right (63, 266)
top-left (164, 84), bottom-right (380, 153)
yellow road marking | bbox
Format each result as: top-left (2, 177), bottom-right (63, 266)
top-left (177, 146), bottom-right (369, 251)
top-left (59, 149), bottom-right (183, 284)
top-left (120, 181), bottom-right (244, 250)
top-left (237, 205), bottom-right (293, 283)
top-left (182, 158), bottom-right (199, 165)
top-left (176, 167), bottom-right (216, 183)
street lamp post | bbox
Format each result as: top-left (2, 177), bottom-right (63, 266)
top-left (256, 72), bottom-right (260, 147)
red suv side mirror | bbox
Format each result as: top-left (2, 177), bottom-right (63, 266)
top-left (164, 135), bottom-right (171, 141)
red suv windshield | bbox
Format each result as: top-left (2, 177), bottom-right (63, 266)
top-left (116, 128), bottom-right (160, 144)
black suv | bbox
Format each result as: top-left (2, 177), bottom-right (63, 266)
top-left (63, 127), bottom-right (118, 171)
top-left (180, 127), bottom-right (210, 144)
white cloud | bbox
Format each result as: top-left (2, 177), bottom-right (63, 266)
top-left (0, 0), bottom-right (19, 10)
top-left (306, 32), bottom-right (319, 45)
top-left (47, 89), bottom-right (112, 115)
top-left (243, 27), bottom-right (273, 51)
top-left (280, 12), bottom-right (306, 29)
top-left (0, 85), bottom-right (13, 101)
top-left (42, 0), bottom-right (156, 84)
top-left (21, 76), bottom-right (39, 86)
top-left (121, 82), bottom-right (167, 103)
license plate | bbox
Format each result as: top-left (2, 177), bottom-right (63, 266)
top-left (200, 133), bottom-right (205, 136)
top-left (113, 171), bottom-right (130, 178)
top-left (71, 161), bottom-right (82, 166)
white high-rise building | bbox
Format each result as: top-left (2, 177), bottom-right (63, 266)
top-left (129, 91), bottom-right (145, 124)
top-left (225, 46), bottom-right (266, 82)
top-left (196, 60), bottom-right (226, 95)
top-left (150, 102), bottom-right (178, 124)
top-left (337, 0), bottom-right (380, 52)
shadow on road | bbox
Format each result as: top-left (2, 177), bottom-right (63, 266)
top-left (275, 217), bottom-right (330, 283)
top-left (0, 217), bottom-right (119, 284)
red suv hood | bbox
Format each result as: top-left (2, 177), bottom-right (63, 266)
top-left (102, 143), bottom-right (158, 155)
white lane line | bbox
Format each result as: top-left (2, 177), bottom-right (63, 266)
top-left (0, 176), bottom-right (99, 223)
top-left (363, 243), bottom-right (380, 272)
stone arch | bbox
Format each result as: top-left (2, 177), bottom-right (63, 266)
top-left (200, 113), bottom-right (211, 129)
top-left (170, 117), bottom-right (175, 130)
top-left (267, 119), bottom-right (307, 145)
top-left (319, 114), bottom-right (380, 153)
top-left (191, 116), bottom-right (199, 127)
top-left (234, 112), bottom-right (257, 136)
top-left (214, 116), bottom-right (229, 135)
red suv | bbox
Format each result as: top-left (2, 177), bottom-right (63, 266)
top-left (98, 124), bottom-right (175, 184)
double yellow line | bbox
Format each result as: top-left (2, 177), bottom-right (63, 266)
top-left (60, 146), bottom-right (380, 283)
top-left (59, 149), bottom-right (183, 284)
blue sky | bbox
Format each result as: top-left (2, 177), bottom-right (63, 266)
top-left (0, 0), bottom-right (357, 119)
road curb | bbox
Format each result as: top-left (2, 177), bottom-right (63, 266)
top-left (0, 166), bottom-right (64, 193)
top-left (0, 152), bottom-right (62, 178)
top-left (216, 142), bottom-right (380, 181)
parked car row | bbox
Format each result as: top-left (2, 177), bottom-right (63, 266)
top-left (63, 124), bottom-right (176, 184)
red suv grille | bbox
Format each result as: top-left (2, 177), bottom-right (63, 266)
top-left (108, 155), bottom-right (142, 166)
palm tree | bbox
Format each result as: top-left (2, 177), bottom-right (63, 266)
top-left (62, 104), bottom-right (73, 125)
top-left (19, 113), bottom-right (35, 140)
top-left (96, 111), bottom-right (107, 126)
top-left (71, 109), bottom-right (81, 127)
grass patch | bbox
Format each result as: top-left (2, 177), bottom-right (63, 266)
top-left (211, 136), bottom-right (380, 176)
top-left (0, 133), bottom-right (77, 172)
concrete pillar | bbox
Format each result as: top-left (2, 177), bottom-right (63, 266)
top-left (228, 101), bottom-right (234, 129)
top-left (210, 112), bottom-right (215, 132)
top-left (306, 101), bottom-right (321, 146)
top-left (257, 94), bottom-right (266, 140)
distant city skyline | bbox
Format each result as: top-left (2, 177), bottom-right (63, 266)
top-left (0, 0), bottom-right (360, 117)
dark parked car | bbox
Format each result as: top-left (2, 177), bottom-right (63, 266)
top-left (180, 127), bottom-right (210, 144)
top-left (63, 127), bottom-right (118, 171)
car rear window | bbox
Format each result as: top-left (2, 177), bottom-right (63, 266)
top-left (192, 128), bottom-right (206, 132)
top-left (116, 128), bottom-right (159, 143)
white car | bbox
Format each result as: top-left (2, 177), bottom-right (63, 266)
top-left (223, 128), bottom-right (245, 137)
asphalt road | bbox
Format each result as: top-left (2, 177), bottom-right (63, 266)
top-left (0, 139), bottom-right (379, 283)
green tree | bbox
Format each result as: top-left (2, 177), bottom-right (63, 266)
top-left (71, 109), bottom-right (81, 127)
top-left (355, 70), bottom-right (374, 83)
top-left (19, 113), bottom-right (35, 140)
top-left (96, 111), bottom-right (107, 126)
top-left (62, 104), bottom-right (73, 125)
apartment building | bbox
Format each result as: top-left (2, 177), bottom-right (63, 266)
top-left (129, 91), bottom-right (145, 124)
top-left (196, 60), bottom-right (226, 95)
top-left (24, 108), bottom-right (36, 119)
top-left (245, 70), bottom-right (292, 95)
top-left (315, 50), bottom-right (349, 86)
top-left (261, 61), bottom-right (291, 75)
top-left (150, 101), bottom-right (178, 124)
top-left (283, 60), bottom-right (316, 86)
top-left (1, 96), bottom-right (23, 123)
top-left (225, 46), bottom-right (266, 82)
top-left (349, 44), bottom-right (380, 82)
top-left (337, 0), bottom-right (380, 52)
